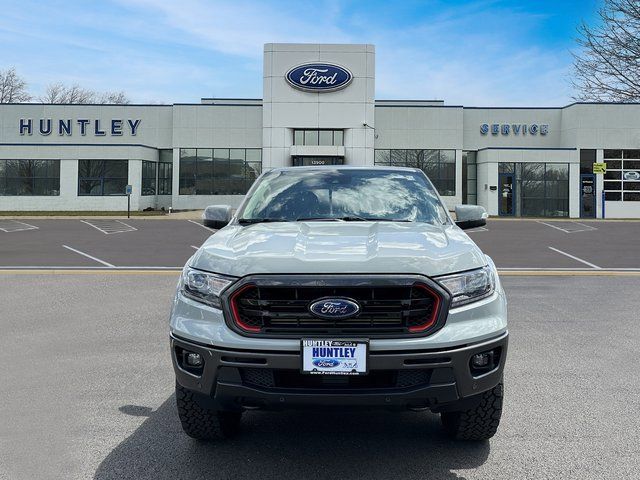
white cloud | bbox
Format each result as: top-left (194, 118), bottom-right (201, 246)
top-left (369, 2), bottom-right (573, 105)
top-left (113, 0), bottom-right (575, 105)
top-left (115, 0), bottom-right (353, 57)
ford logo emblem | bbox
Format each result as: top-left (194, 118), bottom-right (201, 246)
top-left (312, 358), bottom-right (341, 368)
top-left (623, 171), bottom-right (640, 180)
top-left (285, 63), bottom-right (353, 92)
top-left (309, 298), bottom-right (360, 319)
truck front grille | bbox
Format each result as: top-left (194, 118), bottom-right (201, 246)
top-left (226, 278), bottom-right (444, 337)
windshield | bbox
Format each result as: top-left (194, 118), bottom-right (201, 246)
top-left (238, 168), bottom-right (449, 225)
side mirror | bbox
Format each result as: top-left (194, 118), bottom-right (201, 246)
top-left (454, 205), bottom-right (488, 230)
top-left (202, 205), bottom-right (234, 229)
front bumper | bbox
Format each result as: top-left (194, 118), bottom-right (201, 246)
top-left (171, 331), bottom-right (508, 412)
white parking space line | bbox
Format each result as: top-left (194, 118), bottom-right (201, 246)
top-left (3, 266), bottom-right (640, 276)
top-left (81, 219), bottom-right (137, 234)
top-left (62, 245), bottom-right (116, 268)
top-left (187, 219), bottom-right (216, 232)
top-left (0, 220), bottom-right (39, 233)
top-left (191, 245), bottom-right (200, 250)
top-left (548, 246), bottom-right (602, 269)
top-left (537, 220), bottom-right (597, 233)
top-left (572, 222), bottom-right (598, 232)
top-left (466, 226), bottom-right (488, 233)
top-left (498, 267), bottom-right (640, 271)
top-left (0, 265), bottom-right (181, 270)
top-left (537, 221), bottom-right (567, 232)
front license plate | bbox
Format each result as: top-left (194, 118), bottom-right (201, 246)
top-left (301, 339), bottom-right (368, 375)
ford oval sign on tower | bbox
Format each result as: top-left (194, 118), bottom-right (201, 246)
top-left (285, 63), bottom-right (353, 92)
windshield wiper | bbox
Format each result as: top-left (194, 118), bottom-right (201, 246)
top-left (337, 215), bottom-right (370, 221)
top-left (296, 216), bottom-right (412, 222)
top-left (238, 218), bottom-right (289, 225)
top-left (240, 216), bottom-right (415, 224)
top-left (295, 217), bottom-right (341, 222)
top-left (362, 217), bottom-right (413, 222)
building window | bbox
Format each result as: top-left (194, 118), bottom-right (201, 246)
top-left (78, 160), bottom-right (128, 196)
top-left (293, 129), bottom-right (344, 146)
top-left (179, 148), bottom-right (262, 195)
top-left (520, 163), bottom-right (546, 216)
top-left (374, 149), bottom-right (456, 196)
top-left (498, 162), bottom-right (515, 173)
top-left (498, 162), bottom-right (569, 217)
top-left (603, 149), bottom-right (640, 201)
top-left (462, 151), bottom-right (477, 205)
top-left (158, 149), bottom-right (172, 195)
top-left (141, 161), bottom-right (157, 196)
top-left (0, 159), bottom-right (60, 196)
top-left (580, 149), bottom-right (596, 175)
top-left (158, 163), bottom-right (172, 195)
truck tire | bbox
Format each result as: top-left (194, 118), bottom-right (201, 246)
top-left (175, 383), bottom-right (242, 440)
top-left (440, 383), bottom-right (503, 441)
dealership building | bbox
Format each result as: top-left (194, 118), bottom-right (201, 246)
top-left (1, 43), bottom-right (640, 218)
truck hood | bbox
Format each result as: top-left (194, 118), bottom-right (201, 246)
top-left (191, 222), bottom-right (486, 277)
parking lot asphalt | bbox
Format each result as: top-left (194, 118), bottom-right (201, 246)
top-left (0, 218), bottom-right (639, 271)
top-left (1, 273), bottom-right (638, 480)
top-left (0, 218), bottom-right (212, 268)
top-left (468, 219), bottom-right (640, 270)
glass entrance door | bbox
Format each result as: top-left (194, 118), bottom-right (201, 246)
top-left (580, 174), bottom-right (596, 218)
top-left (498, 173), bottom-right (515, 216)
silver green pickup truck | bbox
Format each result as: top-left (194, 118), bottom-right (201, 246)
top-left (170, 166), bottom-right (508, 441)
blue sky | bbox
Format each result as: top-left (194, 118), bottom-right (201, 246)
top-left (0, 0), bottom-right (600, 105)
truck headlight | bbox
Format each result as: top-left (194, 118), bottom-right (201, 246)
top-left (181, 266), bottom-right (235, 308)
top-left (436, 265), bottom-right (495, 308)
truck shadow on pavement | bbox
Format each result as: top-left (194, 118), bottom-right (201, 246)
top-left (95, 395), bottom-right (490, 480)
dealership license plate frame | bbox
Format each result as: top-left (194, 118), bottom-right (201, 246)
top-left (300, 339), bottom-right (369, 376)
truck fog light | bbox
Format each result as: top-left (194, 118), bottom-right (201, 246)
top-left (185, 352), bottom-right (203, 367)
top-left (471, 352), bottom-right (492, 368)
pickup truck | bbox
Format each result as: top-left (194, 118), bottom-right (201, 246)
top-left (171, 166), bottom-right (508, 441)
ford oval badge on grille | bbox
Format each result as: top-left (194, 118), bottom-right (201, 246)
top-left (309, 298), bottom-right (360, 319)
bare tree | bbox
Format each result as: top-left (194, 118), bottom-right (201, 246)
top-left (572, 0), bottom-right (640, 101)
top-left (0, 67), bottom-right (32, 103)
top-left (40, 82), bottom-right (131, 104)
top-left (40, 83), bottom-right (95, 104)
top-left (40, 82), bottom-right (66, 103)
top-left (97, 90), bottom-right (131, 104)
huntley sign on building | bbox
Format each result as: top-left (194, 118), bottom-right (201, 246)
top-left (19, 118), bottom-right (142, 136)
top-left (1, 43), bottom-right (640, 218)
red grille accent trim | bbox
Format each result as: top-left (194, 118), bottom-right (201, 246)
top-left (408, 283), bottom-right (441, 333)
top-left (230, 284), bottom-right (261, 333)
